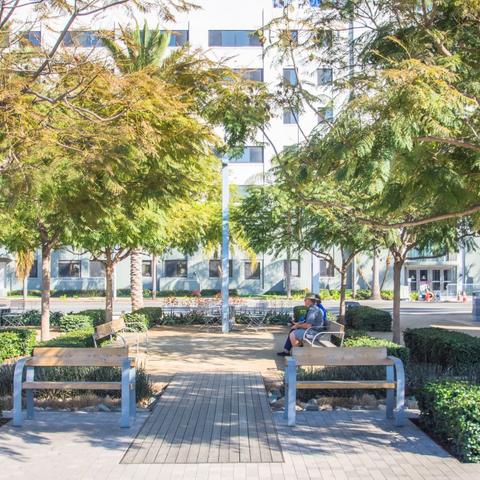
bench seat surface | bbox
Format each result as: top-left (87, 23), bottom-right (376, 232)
top-left (22, 381), bottom-right (124, 390)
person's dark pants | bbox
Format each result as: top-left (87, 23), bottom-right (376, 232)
top-left (283, 329), bottom-right (294, 352)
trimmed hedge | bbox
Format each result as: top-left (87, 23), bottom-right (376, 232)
top-left (20, 310), bottom-right (64, 327)
top-left (123, 312), bottom-right (149, 331)
top-left (76, 309), bottom-right (106, 326)
top-left (404, 328), bottom-right (480, 369)
top-left (341, 330), bottom-right (409, 365)
top-left (417, 380), bottom-right (480, 463)
top-left (39, 328), bottom-right (95, 348)
top-left (345, 306), bottom-right (392, 332)
top-left (134, 307), bottom-right (163, 326)
top-left (59, 314), bottom-right (93, 333)
top-left (0, 328), bottom-right (37, 362)
top-left (293, 306), bottom-right (307, 322)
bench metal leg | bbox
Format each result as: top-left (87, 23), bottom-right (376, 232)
top-left (394, 359), bottom-right (405, 427)
top-left (13, 358), bottom-right (28, 427)
top-left (26, 367), bottom-right (35, 420)
top-left (386, 365), bottom-right (394, 420)
top-left (286, 357), bottom-right (297, 427)
top-left (129, 367), bottom-right (136, 419)
top-left (120, 360), bottom-right (131, 428)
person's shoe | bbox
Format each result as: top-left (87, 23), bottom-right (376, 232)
top-left (277, 351), bottom-right (291, 357)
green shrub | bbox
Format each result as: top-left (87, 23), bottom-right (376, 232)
top-left (200, 289), bottom-right (239, 297)
top-left (0, 328), bottom-right (37, 362)
top-left (404, 328), bottom-right (480, 369)
top-left (123, 312), bottom-right (149, 331)
top-left (135, 307), bottom-right (163, 326)
top-left (0, 363), bottom-right (153, 401)
top-left (341, 330), bottom-right (409, 365)
top-left (410, 292), bottom-right (419, 301)
top-left (381, 290), bottom-right (394, 300)
top-left (76, 309), bottom-right (106, 326)
top-left (293, 305), bottom-right (307, 322)
top-left (39, 328), bottom-right (95, 348)
top-left (355, 289), bottom-right (372, 300)
top-left (59, 314), bottom-right (93, 332)
top-left (20, 310), bottom-right (64, 327)
top-left (345, 306), bottom-right (392, 331)
top-left (417, 380), bottom-right (480, 463)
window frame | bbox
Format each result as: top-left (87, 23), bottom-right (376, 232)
top-left (283, 108), bottom-right (299, 124)
top-left (89, 260), bottom-right (106, 278)
top-left (244, 261), bottom-right (261, 280)
top-left (142, 260), bottom-right (152, 277)
top-left (164, 259), bottom-right (188, 278)
top-left (283, 67), bottom-right (298, 86)
top-left (319, 259), bottom-right (335, 278)
top-left (233, 68), bottom-right (264, 82)
top-left (63, 31), bottom-right (103, 48)
top-left (228, 146), bottom-right (264, 164)
top-left (284, 259), bottom-right (301, 278)
top-left (317, 67), bottom-right (333, 86)
top-left (58, 260), bottom-right (82, 278)
top-left (208, 259), bottom-right (233, 278)
top-left (29, 260), bottom-right (38, 278)
top-left (208, 30), bottom-right (262, 47)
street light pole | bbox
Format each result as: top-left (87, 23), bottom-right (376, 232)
top-left (221, 158), bottom-right (230, 333)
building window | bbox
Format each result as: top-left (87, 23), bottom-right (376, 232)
top-left (317, 67), bottom-right (333, 86)
top-left (89, 260), bottom-right (105, 278)
top-left (318, 106), bottom-right (333, 123)
top-left (245, 261), bottom-right (261, 280)
top-left (233, 68), bottom-right (263, 82)
top-left (209, 259), bottom-right (233, 278)
top-left (229, 146), bottom-right (264, 163)
top-left (309, 0), bottom-right (322, 6)
top-left (164, 259), bottom-right (187, 277)
top-left (432, 270), bottom-right (441, 291)
top-left (283, 68), bottom-right (298, 86)
top-left (273, 0), bottom-right (292, 6)
top-left (314, 30), bottom-right (333, 49)
top-left (283, 108), bottom-right (299, 124)
top-left (281, 30), bottom-right (298, 45)
top-left (20, 31), bottom-right (41, 47)
top-left (284, 259), bottom-right (300, 277)
top-left (58, 260), bottom-right (81, 278)
top-left (236, 185), bottom-right (253, 198)
top-left (443, 269), bottom-right (451, 290)
top-left (63, 31), bottom-right (103, 48)
top-left (29, 260), bottom-right (38, 278)
top-left (208, 30), bottom-right (261, 47)
top-left (408, 270), bottom-right (417, 291)
top-left (319, 260), bottom-right (334, 277)
top-left (142, 260), bottom-right (152, 277)
top-left (166, 29), bottom-right (188, 46)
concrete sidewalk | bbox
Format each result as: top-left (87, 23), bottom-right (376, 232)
top-left (1, 410), bottom-right (479, 479)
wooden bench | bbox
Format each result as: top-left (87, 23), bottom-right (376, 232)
top-left (93, 317), bottom-right (148, 354)
top-left (12, 347), bottom-right (136, 428)
top-left (284, 347), bottom-right (405, 427)
top-left (303, 319), bottom-right (345, 347)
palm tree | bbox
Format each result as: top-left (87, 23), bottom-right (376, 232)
top-left (15, 250), bottom-right (34, 311)
top-left (102, 21), bottom-right (174, 311)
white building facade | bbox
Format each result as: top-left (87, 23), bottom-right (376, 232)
top-left (2, 0), bottom-right (478, 298)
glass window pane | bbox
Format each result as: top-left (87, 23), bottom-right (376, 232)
top-left (142, 260), bottom-right (152, 277)
top-left (58, 261), bottom-right (81, 278)
top-left (208, 259), bottom-right (233, 278)
top-left (283, 108), bottom-right (299, 124)
top-left (318, 106), bottom-right (333, 123)
top-left (209, 30), bottom-right (261, 47)
top-left (89, 260), bottom-right (105, 277)
top-left (21, 31), bottom-right (41, 47)
top-left (233, 68), bottom-right (263, 82)
top-left (318, 68), bottom-right (333, 85)
top-left (320, 260), bottom-right (334, 277)
top-left (245, 261), bottom-right (261, 280)
top-left (29, 260), bottom-right (38, 278)
top-left (165, 260), bottom-right (187, 277)
top-left (283, 68), bottom-right (298, 86)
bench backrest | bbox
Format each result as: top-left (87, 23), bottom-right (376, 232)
top-left (26, 347), bottom-right (131, 367)
top-left (94, 318), bottom-right (126, 340)
top-left (292, 347), bottom-right (393, 366)
top-left (326, 320), bottom-right (344, 333)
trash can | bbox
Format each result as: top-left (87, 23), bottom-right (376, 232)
top-left (473, 292), bottom-right (480, 321)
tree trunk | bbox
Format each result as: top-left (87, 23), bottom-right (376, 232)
top-left (40, 245), bottom-right (51, 341)
top-left (371, 249), bottom-right (381, 300)
top-left (105, 255), bottom-right (114, 323)
top-left (338, 267), bottom-right (348, 324)
top-left (22, 277), bottom-right (28, 312)
top-left (152, 254), bottom-right (158, 300)
top-left (130, 248), bottom-right (144, 311)
top-left (285, 249), bottom-right (292, 299)
top-left (392, 259), bottom-right (403, 344)
top-left (112, 263), bottom-right (117, 300)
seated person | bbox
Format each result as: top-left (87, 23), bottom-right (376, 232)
top-left (277, 295), bottom-right (325, 357)
top-left (315, 294), bottom-right (327, 321)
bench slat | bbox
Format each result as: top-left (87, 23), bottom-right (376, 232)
top-left (28, 347), bottom-right (132, 367)
top-left (292, 347), bottom-right (393, 366)
top-left (22, 381), bottom-right (123, 390)
top-left (295, 380), bottom-right (396, 389)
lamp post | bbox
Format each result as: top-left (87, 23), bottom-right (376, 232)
top-left (221, 157), bottom-right (230, 333)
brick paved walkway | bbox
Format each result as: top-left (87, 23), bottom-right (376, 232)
top-left (1, 410), bottom-right (479, 479)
